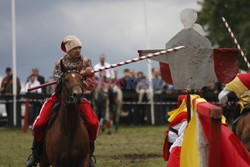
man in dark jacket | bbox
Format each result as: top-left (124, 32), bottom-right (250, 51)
top-left (0, 67), bottom-right (21, 127)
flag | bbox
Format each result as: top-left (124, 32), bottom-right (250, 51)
top-left (180, 95), bottom-right (250, 167)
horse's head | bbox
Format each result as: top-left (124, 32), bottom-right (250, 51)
top-left (60, 61), bottom-right (85, 105)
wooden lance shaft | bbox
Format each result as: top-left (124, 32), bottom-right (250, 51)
top-left (28, 80), bottom-right (57, 92)
top-left (91, 46), bottom-right (185, 73)
top-left (28, 45), bottom-right (185, 92)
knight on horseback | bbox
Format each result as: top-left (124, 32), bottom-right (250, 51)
top-left (26, 35), bottom-right (99, 167)
top-left (218, 72), bottom-right (250, 132)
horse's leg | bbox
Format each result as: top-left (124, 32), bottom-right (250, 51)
top-left (115, 101), bottom-right (121, 132)
top-left (113, 103), bottom-right (118, 132)
top-left (236, 114), bottom-right (250, 152)
top-left (105, 99), bottom-right (112, 135)
top-left (241, 114), bottom-right (250, 152)
top-left (99, 106), bottom-right (105, 132)
top-left (39, 161), bottom-right (49, 167)
top-left (80, 154), bottom-right (90, 167)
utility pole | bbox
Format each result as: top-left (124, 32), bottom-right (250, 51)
top-left (143, 0), bottom-right (155, 125)
top-left (11, 0), bottom-right (17, 126)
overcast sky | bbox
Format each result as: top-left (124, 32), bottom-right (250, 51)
top-left (0, 0), bottom-right (201, 83)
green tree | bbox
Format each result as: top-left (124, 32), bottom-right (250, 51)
top-left (197, 0), bottom-right (250, 70)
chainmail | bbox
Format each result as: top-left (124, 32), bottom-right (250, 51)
top-left (54, 54), bottom-right (92, 81)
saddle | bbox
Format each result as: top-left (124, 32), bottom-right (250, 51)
top-left (46, 102), bottom-right (87, 130)
top-left (47, 102), bottom-right (61, 129)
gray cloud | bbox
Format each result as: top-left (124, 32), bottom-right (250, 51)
top-left (0, 0), bottom-right (200, 84)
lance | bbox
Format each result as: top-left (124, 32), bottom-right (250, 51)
top-left (222, 17), bottom-right (250, 69)
top-left (28, 45), bottom-right (185, 92)
top-left (28, 81), bottom-right (57, 92)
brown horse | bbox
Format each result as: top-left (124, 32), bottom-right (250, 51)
top-left (40, 69), bottom-right (90, 167)
top-left (235, 110), bottom-right (250, 152)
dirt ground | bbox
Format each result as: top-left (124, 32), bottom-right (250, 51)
top-left (0, 126), bottom-right (167, 167)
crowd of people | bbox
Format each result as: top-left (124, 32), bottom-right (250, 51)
top-left (0, 67), bottom-right (46, 127)
top-left (0, 53), bottom-right (224, 127)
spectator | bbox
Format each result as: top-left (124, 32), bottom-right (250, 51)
top-left (136, 71), bottom-right (144, 81)
top-left (119, 69), bottom-right (130, 92)
top-left (114, 70), bottom-right (118, 80)
top-left (25, 74), bottom-right (42, 94)
top-left (32, 68), bottom-right (46, 94)
top-left (152, 68), bottom-right (163, 94)
top-left (162, 79), bottom-right (175, 124)
top-left (128, 69), bottom-right (139, 125)
top-left (135, 74), bottom-right (150, 125)
top-left (46, 76), bottom-right (56, 96)
top-left (136, 75), bottom-right (150, 102)
top-left (118, 69), bottom-right (131, 125)
top-left (152, 68), bottom-right (165, 125)
top-left (126, 68), bottom-right (137, 90)
top-left (94, 53), bottom-right (114, 79)
top-left (164, 83), bottom-right (175, 95)
top-left (25, 74), bottom-right (42, 127)
top-left (129, 68), bottom-right (136, 79)
top-left (0, 67), bottom-right (21, 127)
top-left (94, 53), bottom-right (115, 123)
top-left (123, 68), bottom-right (130, 77)
top-left (202, 82), bottom-right (219, 96)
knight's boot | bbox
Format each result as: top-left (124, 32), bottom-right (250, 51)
top-left (89, 142), bottom-right (96, 167)
top-left (232, 104), bottom-right (241, 133)
top-left (26, 140), bottom-right (43, 167)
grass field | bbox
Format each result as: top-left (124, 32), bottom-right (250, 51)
top-left (0, 126), bottom-right (167, 167)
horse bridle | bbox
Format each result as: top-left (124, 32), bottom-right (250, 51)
top-left (61, 70), bottom-right (85, 105)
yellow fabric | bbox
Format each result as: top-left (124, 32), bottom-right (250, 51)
top-left (180, 95), bottom-right (201, 167)
top-left (180, 103), bottom-right (199, 167)
top-left (193, 98), bottom-right (206, 111)
top-left (221, 115), bottom-right (226, 124)
top-left (225, 76), bottom-right (250, 112)
top-left (238, 90), bottom-right (250, 112)
top-left (168, 99), bottom-right (187, 123)
top-left (193, 96), bottom-right (226, 124)
top-left (180, 95), bottom-right (227, 166)
top-left (225, 76), bottom-right (247, 97)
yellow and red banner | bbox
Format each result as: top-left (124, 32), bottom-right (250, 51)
top-left (179, 95), bottom-right (250, 167)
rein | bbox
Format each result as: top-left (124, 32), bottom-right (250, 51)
top-left (233, 108), bottom-right (250, 130)
top-left (61, 70), bottom-right (84, 105)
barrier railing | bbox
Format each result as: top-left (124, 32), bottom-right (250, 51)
top-left (0, 92), bottom-right (236, 128)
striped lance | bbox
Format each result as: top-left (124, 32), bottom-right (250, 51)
top-left (222, 17), bottom-right (250, 69)
top-left (28, 45), bottom-right (185, 91)
top-left (92, 45), bottom-right (185, 73)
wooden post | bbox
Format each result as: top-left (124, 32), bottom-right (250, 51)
top-left (22, 99), bottom-right (29, 133)
top-left (208, 108), bottom-right (222, 167)
top-left (187, 92), bottom-right (191, 122)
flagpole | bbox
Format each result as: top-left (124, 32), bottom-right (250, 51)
top-left (143, 0), bottom-right (155, 125)
top-left (11, 0), bottom-right (17, 127)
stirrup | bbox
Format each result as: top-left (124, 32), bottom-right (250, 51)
top-left (26, 154), bottom-right (39, 167)
top-left (90, 154), bottom-right (96, 163)
top-left (90, 155), bottom-right (96, 167)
